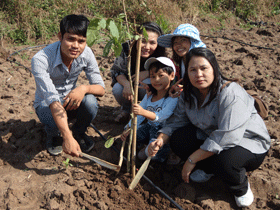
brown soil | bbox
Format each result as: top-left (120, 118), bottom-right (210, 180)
top-left (0, 20), bottom-right (280, 210)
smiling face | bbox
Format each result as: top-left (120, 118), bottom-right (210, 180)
top-left (172, 36), bottom-right (191, 58)
top-left (149, 67), bottom-right (174, 93)
top-left (58, 32), bottom-right (87, 65)
top-left (140, 31), bottom-right (159, 58)
top-left (187, 55), bottom-right (214, 96)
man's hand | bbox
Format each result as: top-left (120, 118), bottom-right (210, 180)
top-left (147, 139), bottom-right (164, 157)
top-left (62, 135), bottom-right (81, 157)
top-left (63, 86), bottom-right (86, 110)
top-left (122, 84), bottom-right (133, 101)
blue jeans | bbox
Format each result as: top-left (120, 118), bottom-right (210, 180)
top-left (137, 123), bottom-right (170, 162)
top-left (36, 94), bottom-right (98, 137)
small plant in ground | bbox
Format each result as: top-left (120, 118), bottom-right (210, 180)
top-left (63, 158), bottom-right (73, 169)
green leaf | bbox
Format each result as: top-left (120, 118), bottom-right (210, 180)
top-left (134, 35), bottom-right (140, 41)
top-left (142, 27), bottom-right (148, 40)
top-left (118, 13), bottom-right (125, 18)
top-left (126, 31), bottom-right (132, 41)
top-left (113, 41), bottom-right (122, 57)
top-left (86, 30), bottom-right (96, 47)
top-left (88, 18), bottom-right (100, 29)
top-left (99, 18), bottom-right (106, 29)
top-left (103, 40), bottom-right (113, 57)
top-left (109, 21), bottom-right (119, 39)
top-left (104, 137), bottom-right (114, 148)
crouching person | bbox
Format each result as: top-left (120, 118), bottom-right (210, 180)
top-left (31, 14), bottom-right (105, 156)
top-left (147, 48), bottom-right (270, 207)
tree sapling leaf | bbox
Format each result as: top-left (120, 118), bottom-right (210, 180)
top-left (105, 136), bottom-right (114, 148)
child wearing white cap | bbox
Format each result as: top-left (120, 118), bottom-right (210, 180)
top-left (121, 57), bottom-right (178, 162)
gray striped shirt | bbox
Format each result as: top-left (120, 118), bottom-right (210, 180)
top-left (31, 41), bottom-right (105, 108)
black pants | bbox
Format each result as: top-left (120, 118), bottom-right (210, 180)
top-left (170, 124), bottom-right (267, 196)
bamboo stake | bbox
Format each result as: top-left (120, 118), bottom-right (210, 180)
top-left (126, 40), bottom-right (135, 173)
top-left (131, 37), bottom-right (142, 178)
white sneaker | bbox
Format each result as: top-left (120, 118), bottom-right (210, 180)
top-left (234, 183), bottom-right (254, 207)
top-left (190, 169), bottom-right (214, 183)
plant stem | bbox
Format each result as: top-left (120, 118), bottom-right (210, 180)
top-left (122, 0), bottom-right (130, 35)
top-left (131, 37), bottom-right (142, 178)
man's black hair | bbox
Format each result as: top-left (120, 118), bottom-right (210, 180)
top-left (60, 14), bottom-right (89, 38)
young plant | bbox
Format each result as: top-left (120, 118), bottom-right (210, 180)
top-left (63, 158), bottom-right (73, 169)
top-left (86, 1), bottom-right (148, 178)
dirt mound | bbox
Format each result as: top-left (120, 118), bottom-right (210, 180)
top-left (0, 22), bottom-right (280, 209)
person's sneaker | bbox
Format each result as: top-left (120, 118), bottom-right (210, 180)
top-left (46, 135), bottom-right (63, 156)
top-left (234, 183), bottom-right (254, 207)
top-left (190, 169), bottom-right (214, 183)
top-left (73, 133), bottom-right (95, 153)
top-left (137, 147), bottom-right (147, 160)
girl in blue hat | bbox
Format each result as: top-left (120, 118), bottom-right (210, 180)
top-left (158, 24), bottom-right (206, 98)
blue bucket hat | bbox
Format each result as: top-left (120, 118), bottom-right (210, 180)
top-left (157, 24), bottom-right (206, 50)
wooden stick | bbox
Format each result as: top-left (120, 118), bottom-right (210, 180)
top-left (129, 156), bottom-right (152, 189)
top-left (131, 37), bottom-right (142, 178)
top-left (126, 41), bottom-right (135, 173)
top-left (117, 129), bottom-right (130, 173)
top-left (79, 152), bottom-right (120, 171)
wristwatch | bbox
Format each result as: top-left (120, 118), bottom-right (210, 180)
top-left (188, 157), bottom-right (196, 164)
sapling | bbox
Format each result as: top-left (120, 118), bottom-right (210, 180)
top-left (63, 158), bottom-right (73, 169)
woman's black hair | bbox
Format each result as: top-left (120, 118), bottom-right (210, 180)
top-left (148, 61), bottom-right (174, 97)
top-left (60, 14), bottom-right (89, 38)
top-left (130, 22), bottom-right (166, 76)
top-left (183, 47), bottom-right (234, 107)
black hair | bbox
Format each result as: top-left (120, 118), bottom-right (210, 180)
top-left (130, 22), bottom-right (166, 76)
top-left (148, 61), bottom-right (174, 97)
top-left (60, 14), bottom-right (89, 38)
top-left (183, 47), bottom-right (235, 107)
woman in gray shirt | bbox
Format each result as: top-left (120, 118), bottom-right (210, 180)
top-left (147, 47), bottom-right (270, 208)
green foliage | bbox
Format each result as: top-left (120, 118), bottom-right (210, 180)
top-left (1, 0), bottom-right (280, 45)
top-left (87, 14), bottom-right (144, 57)
top-left (0, 0), bottom-right (90, 44)
top-left (104, 136), bottom-right (115, 148)
top-left (63, 158), bottom-right (73, 169)
top-left (156, 15), bottom-right (171, 34)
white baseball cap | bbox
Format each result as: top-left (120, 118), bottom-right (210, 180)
top-left (144, 57), bottom-right (176, 73)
